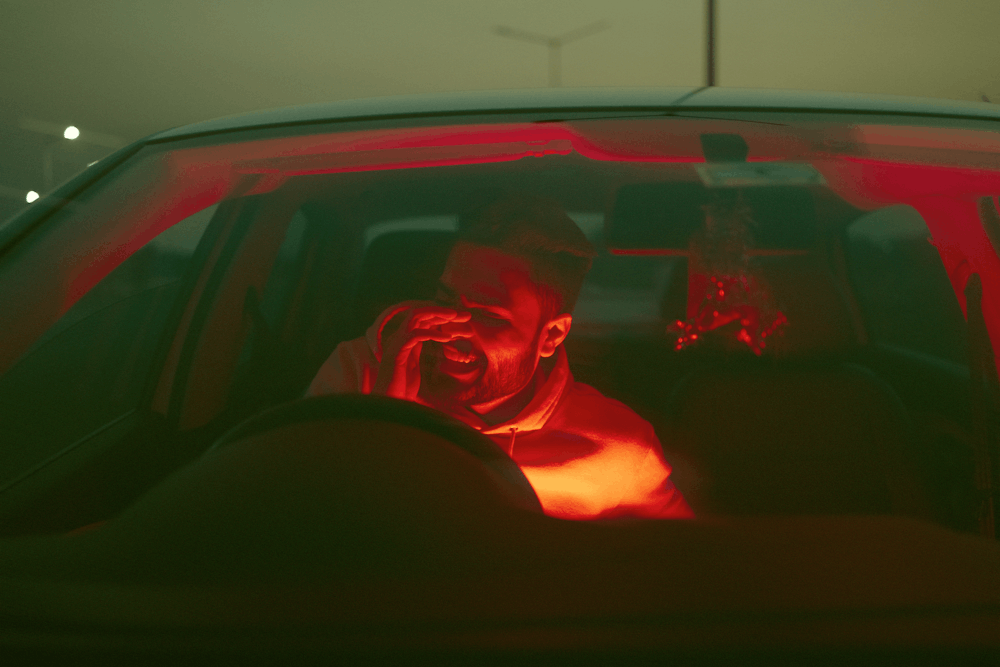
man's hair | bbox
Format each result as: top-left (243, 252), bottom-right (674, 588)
top-left (457, 195), bottom-right (597, 318)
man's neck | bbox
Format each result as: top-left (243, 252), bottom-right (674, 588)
top-left (469, 380), bottom-right (536, 427)
top-left (468, 355), bottom-right (554, 427)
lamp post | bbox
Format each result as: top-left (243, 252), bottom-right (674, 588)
top-left (706, 0), bottom-right (716, 86)
top-left (493, 21), bottom-right (610, 88)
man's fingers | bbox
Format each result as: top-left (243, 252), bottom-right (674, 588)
top-left (408, 317), bottom-right (468, 332)
top-left (408, 308), bottom-right (471, 330)
top-left (405, 339), bottom-right (423, 372)
top-left (403, 328), bottom-right (472, 346)
top-left (412, 321), bottom-right (473, 338)
top-left (437, 321), bottom-right (475, 336)
top-left (379, 305), bottom-right (476, 399)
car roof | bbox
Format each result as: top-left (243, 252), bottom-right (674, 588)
top-left (149, 86), bottom-right (1000, 142)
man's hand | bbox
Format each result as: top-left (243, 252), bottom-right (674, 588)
top-left (373, 304), bottom-right (473, 402)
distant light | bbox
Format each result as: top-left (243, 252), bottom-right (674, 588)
top-left (63, 126), bottom-right (80, 140)
top-left (26, 190), bottom-right (39, 203)
top-left (87, 160), bottom-right (98, 167)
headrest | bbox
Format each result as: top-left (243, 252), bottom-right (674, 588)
top-left (352, 230), bottom-right (456, 336)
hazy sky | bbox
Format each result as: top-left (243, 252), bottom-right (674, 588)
top-left (1, 0), bottom-right (998, 210)
top-left (3, 0), bottom-right (998, 137)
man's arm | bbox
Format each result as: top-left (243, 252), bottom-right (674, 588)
top-left (579, 391), bottom-right (695, 520)
top-left (305, 300), bottom-right (471, 400)
top-left (636, 456), bottom-right (695, 519)
top-left (620, 431), bottom-right (695, 519)
top-left (305, 302), bottom-right (414, 397)
top-left (305, 336), bottom-right (378, 397)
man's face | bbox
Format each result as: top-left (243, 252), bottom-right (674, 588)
top-left (421, 242), bottom-right (549, 407)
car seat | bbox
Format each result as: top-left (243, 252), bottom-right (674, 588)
top-left (665, 360), bottom-right (934, 518)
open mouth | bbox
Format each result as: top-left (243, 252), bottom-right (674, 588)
top-left (441, 343), bottom-right (478, 364)
top-left (432, 342), bottom-right (483, 380)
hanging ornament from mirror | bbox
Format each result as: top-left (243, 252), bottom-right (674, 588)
top-left (669, 192), bottom-right (787, 355)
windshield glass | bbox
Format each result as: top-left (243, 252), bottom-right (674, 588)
top-left (1, 112), bottom-right (997, 528)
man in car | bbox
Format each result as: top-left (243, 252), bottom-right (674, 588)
top-left (308, 196), bottom-right (693, 520)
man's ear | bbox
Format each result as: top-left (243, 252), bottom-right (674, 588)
top-left (538, 314), bottom-right (572, 358)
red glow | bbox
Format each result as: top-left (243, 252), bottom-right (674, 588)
top-left (814, 157), bottom-right (1000, 209)
top-left (520, 437), bottom-right (694, 520)
top-left (31, 120), bottom-right (1000, 383)
top-left (64, 176), bottom-right (230, 312)
top-left (310, 227), bottom-right (695, 520)
top-left (909, 195), bottom-right (1000, 373)
top-left (57, 122), bottom-right (723, 315)
top-left (570, 118), bottom-right (815, 163)
top-left (188, 122), bottom-right (708, 179)
top-left (812, 156), bottom-right (1000, 374)
top-left (850, 125), bottom-right (1000, 166)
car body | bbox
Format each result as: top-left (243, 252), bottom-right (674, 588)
top-left (1, 87), bottom-right (1000, 664)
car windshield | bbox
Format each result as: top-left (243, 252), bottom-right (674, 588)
top-left (0, 111), bottom-right (998, 532)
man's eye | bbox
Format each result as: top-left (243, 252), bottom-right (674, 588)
top-left (474, 310), bottom-right (506, 323)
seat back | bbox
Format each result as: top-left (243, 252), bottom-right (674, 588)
top-left (666, 362), bottom-right (932, 517)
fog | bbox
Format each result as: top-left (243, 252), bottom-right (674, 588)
top-left (1, 0), bottom-right (998, 220)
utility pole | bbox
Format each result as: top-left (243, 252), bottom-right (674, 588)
top-left (493, 21), bottom-right (610, 88)
top-left (706, 0), bottom-right (716, 86)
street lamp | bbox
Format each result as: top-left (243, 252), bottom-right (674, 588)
top-left (19, 118), bottom-right (126, 193)
top-left (493, 20), bottom-right (610, 87)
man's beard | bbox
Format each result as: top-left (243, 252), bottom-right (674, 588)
top-left (420, 341), bottom-right (539, 408)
